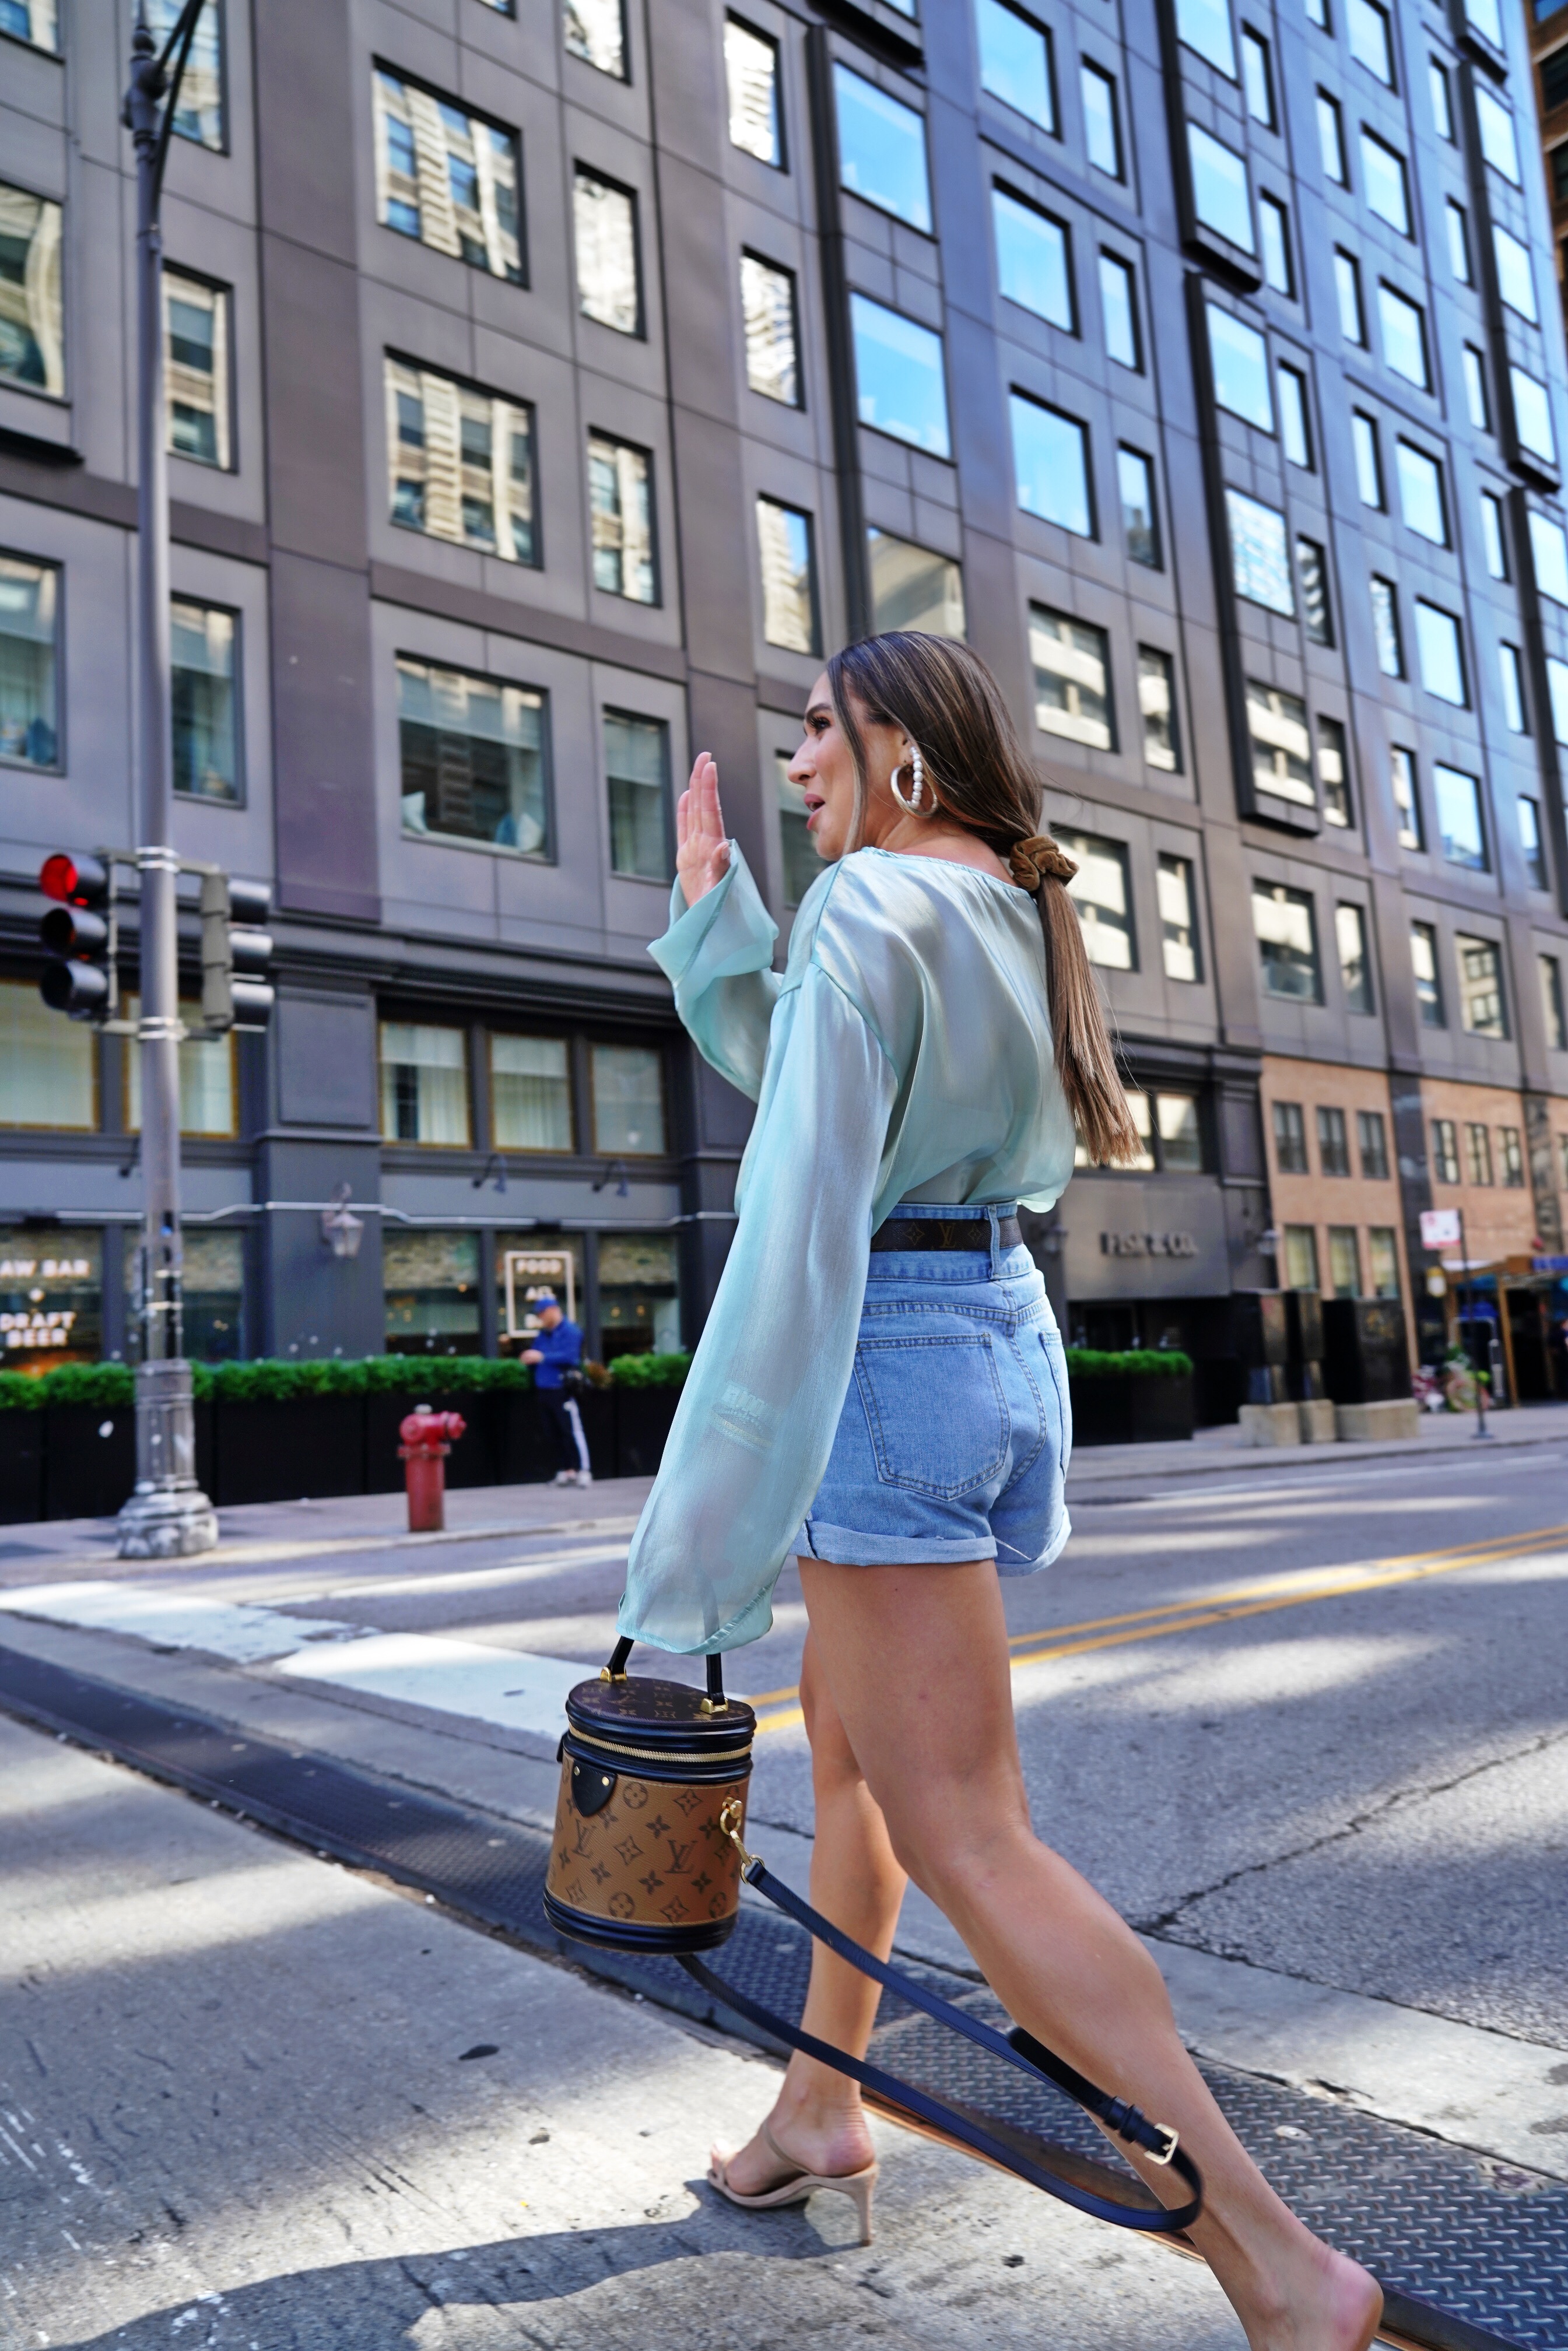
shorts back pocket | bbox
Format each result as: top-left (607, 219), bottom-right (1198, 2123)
top-left (853, 1334), bottom-right (1009, 1498)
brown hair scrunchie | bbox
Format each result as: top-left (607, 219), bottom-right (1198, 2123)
top-left (1009, 833), bottom-right (1078, 894)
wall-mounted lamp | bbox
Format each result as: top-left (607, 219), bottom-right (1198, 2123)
top-left (321, 1181), bottom-right (365, 1261)
top-left (471, 1152), bottom-right (508, 1195)
top-left (592, 1159), bottom-right (630, 1199)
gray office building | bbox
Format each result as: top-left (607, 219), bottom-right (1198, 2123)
top-left (2, 0), bottom-right (1567, 1408)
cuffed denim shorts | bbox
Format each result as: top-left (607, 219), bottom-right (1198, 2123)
top-left (796, 1202), bottom-right (1072, 1573)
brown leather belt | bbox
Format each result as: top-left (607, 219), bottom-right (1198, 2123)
top-left (869, 1213), bottom-right (1023, 1252)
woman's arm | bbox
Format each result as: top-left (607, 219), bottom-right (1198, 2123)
top-left (650, 755), bottom-right (784, 1101)
top-left (618, 962), bottom-right (899, 1655)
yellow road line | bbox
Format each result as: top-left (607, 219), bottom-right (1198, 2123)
top-left (745, 1521), bottom-right (1565, 1736)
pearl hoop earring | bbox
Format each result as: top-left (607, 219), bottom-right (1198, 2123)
top-left (890, 744), bottom-right (929, 816)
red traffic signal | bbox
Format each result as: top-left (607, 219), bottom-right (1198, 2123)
top-left (40, 852), bottom-right (108, 906)
top-left (38, 851), bottom-right (114, 1021)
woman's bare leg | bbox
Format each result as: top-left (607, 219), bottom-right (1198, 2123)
top-left (714, 1623), bottom-right (906, 2192)
top-left (794, 1557), bottom-right (1382, 2351)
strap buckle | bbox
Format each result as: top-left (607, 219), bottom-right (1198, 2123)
top-left (717, 1796), bottom-right (760, 1874)
top-left (1146, 2122), bottom-right (1180, 2167)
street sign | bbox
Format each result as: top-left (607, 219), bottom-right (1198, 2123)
top-left (1420, 1208), bottom-right (1462, 1249)
top-left (503, 1250), bottom-right (576, 1339)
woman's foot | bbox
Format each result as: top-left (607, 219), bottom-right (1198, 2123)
top-left (1232, 2229), bottom-right (1383, 2351)
top-left (713, 2102), bottom-right (875, 2198)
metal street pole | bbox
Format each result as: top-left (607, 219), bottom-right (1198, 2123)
top-left (116, 2), bottom-right (218, 1559)
top-left (1457, 1205), bottom-right (1490, 1442)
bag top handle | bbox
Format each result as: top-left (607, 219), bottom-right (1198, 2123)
top-left (602, 1636), bottom-right (729, 1714)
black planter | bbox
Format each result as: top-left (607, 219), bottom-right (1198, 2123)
top-left (615, 1387), bottom-right (680, 1476)
top-left (44, 1405), bottom-right (138, 1519)
top-left (1069, 1372), bottom-right (1195, 1448)
top-left (0, 1413), bottom-right (45, 1525)
top-left (364, 1391), bottom-right (504, 1494)
top-left (213, 1396), bottom-right (366, 1506)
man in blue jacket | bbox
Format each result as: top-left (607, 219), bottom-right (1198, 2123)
top-left (522, 1293), bottom-right (591, 1486)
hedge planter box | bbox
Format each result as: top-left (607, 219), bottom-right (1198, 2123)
top-left (44, 1404), bottom-right (139, 1520)
top-left (1, 1415), bottom-right (45, 1525)
top-left (213, 1397), bottom-right (367, 1508)
top-left (615, 1386), bottom-right (681, 1478)
top-left (1069, 1371), bottom-right (1195, 1448)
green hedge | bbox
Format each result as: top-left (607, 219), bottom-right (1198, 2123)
top-left (1064, 1348), bottom-right (1194, 1380)
top-left (608, 1350), bottom-right (692, 1389)
top-left (0, 1350), bottom-right (694, 1408)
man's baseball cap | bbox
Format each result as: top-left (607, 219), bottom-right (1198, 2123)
top-left (534, 1290), bottom-right (558, 1307)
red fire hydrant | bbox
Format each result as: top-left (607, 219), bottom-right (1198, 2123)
top-left (399, 1407), bottom-right (466, 1533)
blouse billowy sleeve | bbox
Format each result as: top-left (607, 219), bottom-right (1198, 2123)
top-left (648, 845), bottom-right (781, 1103)
top-left (618, 962), bottom-right (898, 1654)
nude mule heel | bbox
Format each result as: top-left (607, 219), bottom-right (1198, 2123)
top-left (708, 2120), bottom-right (878, 2245)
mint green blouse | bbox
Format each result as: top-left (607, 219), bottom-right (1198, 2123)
top-left (618, 844), bottom-right (1078, 1656)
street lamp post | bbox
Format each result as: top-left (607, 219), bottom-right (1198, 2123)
top-left (115, 1), bottom-right (218, 1559)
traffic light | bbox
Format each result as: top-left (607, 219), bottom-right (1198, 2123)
top-left (199, 872), bottom-right (275, 1031)
top-left (38, 852), bottom-right (115, 1020)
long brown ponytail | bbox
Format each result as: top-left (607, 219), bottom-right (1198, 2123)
top-left (826, 631), bottom-right (1142, 1169)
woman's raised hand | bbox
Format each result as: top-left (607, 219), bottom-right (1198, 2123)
top-left (676, 753), bottom-right (732, 907)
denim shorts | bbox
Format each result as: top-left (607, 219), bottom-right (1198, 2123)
top-left (796, 1202), bottom-right (1073, 1573)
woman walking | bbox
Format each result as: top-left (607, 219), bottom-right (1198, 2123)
top-left (619, 633), bottom-right (1382, 2351)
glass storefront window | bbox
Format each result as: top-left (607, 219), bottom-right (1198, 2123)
top-left (589, 434), bottom-right (657, 602)
top-left (0, 979), bottom-right (93, 1129)
top-left (1, 1228), bottom-right (100, 1369)
top-left (0, 181), bottom-right (63, 396)
top-left (379, 1022), bottom-right (472, 1146)
top-left (0, 554), bottom-right (59, 768)
top-left (757, 498), bottom-right (819, 654)
top-left (498, 1230), bottom-right (584, 1348)
top-left (599, 1232), bottom-right (680, 1360)
top-left (164, 272), bottom-right (231, 468)
top-left (171, 599), bottom-right (241, 803)
top-left (868, 529), bottom-right (965, 638)
top-left (172, 1229), bottom-right (245, 1362)
top-left (125, 1000), bottom-right (236, 1136)
top-left (373, 71), bottom-right (523, 283)
top-left (398, 658), bottom-right (549, 855)
top-left (146, 0), bottom-right (225, 148)
top-left (591, 1043), bottom-right (665, 1155)
top-left (384, 1228), bottom-right (481, 1356)
top-left (386, 358), bottom-right (537, 564)
top-left (490, 1033), bottom-right (573, 1152)
top-left (574, 169), bottom-right (641, 333)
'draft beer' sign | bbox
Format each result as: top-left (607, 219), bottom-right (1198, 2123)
top-left (0, 1235), bottom-right (102, 1371)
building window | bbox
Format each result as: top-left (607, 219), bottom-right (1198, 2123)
top-left (1499, 645), bottom-right (1527, 736)
top-left (171, 599), bottom-right (240, 805)
top-left (591, 1043), bottom-right (666, 1154)
top-left (0, 554), bottom-right (59, 769)
top-left (1253, 880), bottom-right (1321, 1001)
top-left (1351, 413), bottom-right (1383, 508)
top-left (1390, 746), bottom-right (1422, 849)
top-left (1260, 195), bottom-right (1293, 294)
top-left (1510, 367), bottom-right (1557, 468)
top-left (757, 497), bottom-right (819, 654)
top-left (1157, 852), bottom-right (1199, 980)
top-left (1446, 201), bottom-right (1472, 284)
top-left (1370, 578), bottom-right (1402, 677)
top-left (0, 980), bottom-right (93, 1129)
top-left (978, 0), bottom-right (1056, 129)
top-left (1395, 444), bottom-right (1446, 545)
top-left (725, 18), bottom-right (783, 165)
top-left (491, 1034), bottom-right (573, 1152)
top-left (1475, 85), bottom-right (1521, 183)
top-left (1480, 492), bottom-right (1508, 579)
top-left (398, 658), bottom-right (549, 855)
top-left (605, 710), bottom-right (671, 880)
top-left (1055, 828), bottom-right (1135, 969)
top-left (1369, 1227), bottom-right (1400, 1297)
top-left (1542, 42), bottom-right (1568, 106)
top-left (1530, 512), bottom-right (1568, 605)
top-left (1317, 1104), bottom-right (1350, 1176)
top-left (1030, 609), bottom-right (1113, 749)
top-left (1456, 935), bottom-right (1507, 1038)
top-left (163, 271), bottom-right (230, 469)
top-left (1316, 90), bottom-right (1346, 181)
top-left (741, 254), bottom-right (800, 405)
top-left (1327, 1226), bottom-right (1361, 1297)
top-left (1100, 252), bottom-right (1139, 366)
top-left (1500, 1127), bottom-right (1525, 1187)
top-left (599, 1231), bottom-right (681, 1360)
top-left (1539, 954), bottom-right (1566, 1051)
top-left (124, 996), bottom-right (236, 1138)
top-left (851, 296), bottom-right (950, 458)
top-left (1012, 394), bottom-right (1092, 535)
top-left (1415, 603), bottom-right (1466, 706)
top-left (1433, 763), bottom-right (1486, 870)
top-left (566, 0), bottom-right (626, 77)
top-left (1429, 58), bottom-right (1454, 137)
top-left (0, 183), bottom-right (63, 396)
top-left (1464, 1122), bottom-right (1494, 1186)
top-left (1411, 921), bottom-right (1444, 1026)
top-left (1551, 658), bottom-right (1568, 746)
top-left (835, 65), bottom-right (931, 231)
top-left (1493, 223), bottom-right (1537, 322)
top-left (1430, 1119), bottom-right (1460, 1184)
top-left (868, 529), bottom-right (965, 637)
top-left (1273, 1100), bottom-right (1308, 1173)
top-left (1188, 124), bottom-right (1254, 250)
top-left (589, 433), bottom-right (657, 603)
top-left (1283, 1225), bottom-right (1320, 1290)
top-left (1378, 286), bottom-right (1428, 390)
top-left (1357, 1109), bottom-right (1390, 1179)
top-left (1361, 133), bottom-right (1409, 234)
top-left (373, 72), bottom-right (523, 282)
top-left (1155, 1093), bottom-right (1204, 1171)
top-left (1278, 366), bottom-right (1310, 465)
top-left (1334, 250), bottom-right (1364, 342)
top-left (1318, 716), bottom-right (1350, 824)
top-left (1348, 0), bottom-right (1392, 78)
top-left (1174, 0), bottom-right (1235, 73)
top-left (1118, 447), bottom-right (1159, 567)
top-left (1337, 903), bottom-right (1373, 1010)
top-left (1298, 540), bottom-right (1332, 644)
top-left (574, 169), bottom-right (641, 334)
top-left (0, 1), bottom-right (58, 51)
top-left (384, 1229), bottom-right (481, 1358)
top-left (776, 747), bottom-right (818, 906)
top-left (1462, 346), bottom-right (1490, 432)
top-left (1242, 27), bottom-right (1274, 121)
top-left (1227, 490), bottom-right (1293, 616)
top-left (148, 0), bottom-right (224, 149)
top-left (1081, 62), bottom-right (1122, 177)
top-left (1247, 682), bottom-right (1313, 809)
top-left (380, 1022), bottom-right (472, 1146)
top-left (1207, 305), bottom-right (1271, 430)
top-left (994, 189), bottom-right (1074, 328)
top-left (1141, 650), bottom-right (1180, 773)
top-left (385, 359), bottom-right (537, 563)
